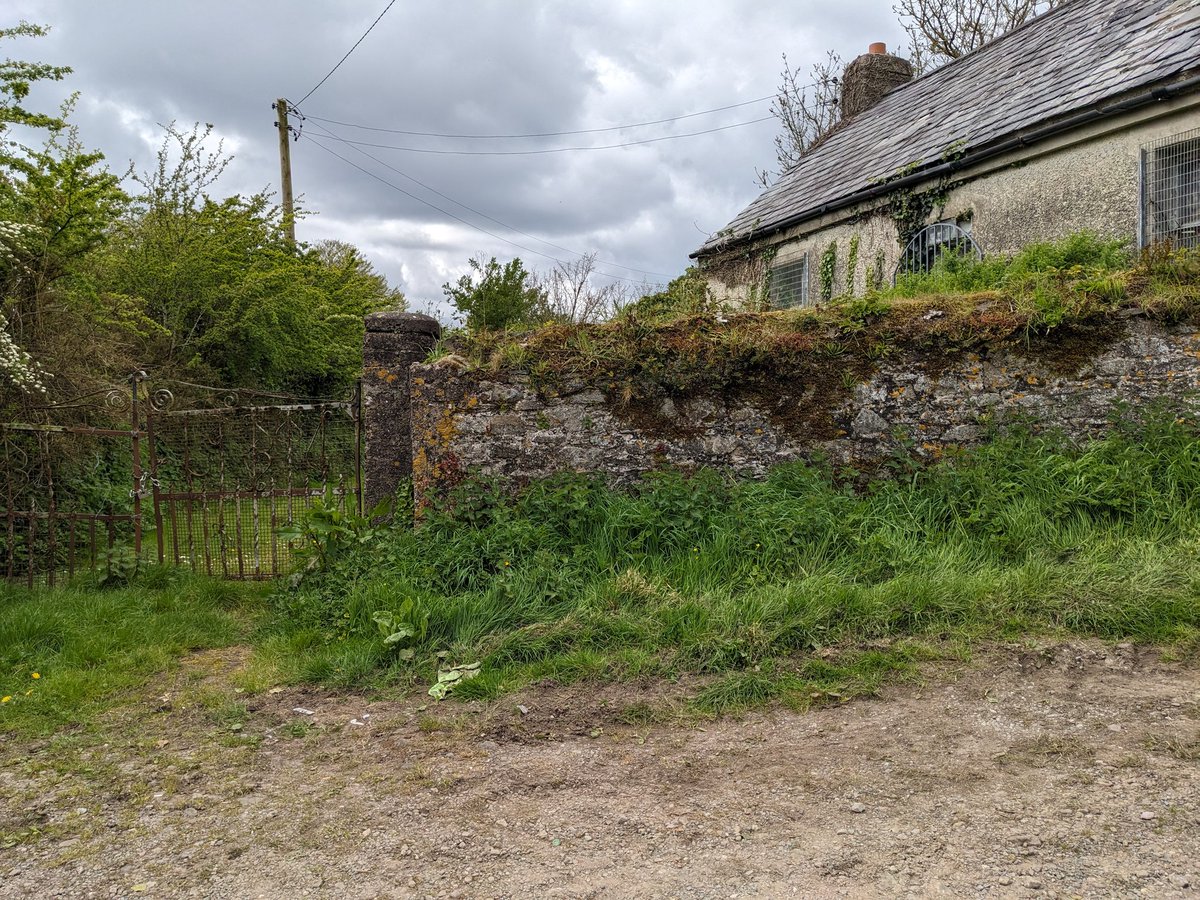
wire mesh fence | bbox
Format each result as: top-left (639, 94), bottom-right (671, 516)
top-left (1, 420), bottom-right (139, 588)
top-left (1, 375), bottom-right (360, 585)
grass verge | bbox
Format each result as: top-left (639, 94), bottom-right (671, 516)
top-left (0, 571), bottom-right (267, 735)
top-left (265, 413), bottom-right (1200, 710)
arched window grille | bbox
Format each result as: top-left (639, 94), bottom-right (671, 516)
top-left (894, 222), bottom-right (983, 282)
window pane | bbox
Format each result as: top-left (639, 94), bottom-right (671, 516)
top-left (769, 258), bottom-right (809, 308)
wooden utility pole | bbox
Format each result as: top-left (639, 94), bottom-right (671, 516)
top-left (275, 98), bottom-right (296, 245)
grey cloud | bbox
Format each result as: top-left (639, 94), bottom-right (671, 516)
top-left (11, 0), bottom-right (904, 316)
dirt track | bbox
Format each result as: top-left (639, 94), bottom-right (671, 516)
top-left (1, 641), bottom-right (1198, 899)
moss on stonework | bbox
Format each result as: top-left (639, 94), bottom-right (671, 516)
top-left (439, 253), bottom-right (1200, 443)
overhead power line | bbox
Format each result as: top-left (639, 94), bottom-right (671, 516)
top-left (301, 134), bottom-right (663, 286)
top-left (304, 122), bottom-right (671, 278)
top-left (296, 0), bottom-right (397, 105)
top-left (305, 115), bottom-right (776, 156)
top-left (304, 95), bottom-right (776, 138)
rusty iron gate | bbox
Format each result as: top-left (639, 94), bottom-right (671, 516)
top-left (1, 373), bottom-right (361, 585)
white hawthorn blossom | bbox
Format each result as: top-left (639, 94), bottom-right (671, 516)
top-left (0, 220), bottom-right (49, 395)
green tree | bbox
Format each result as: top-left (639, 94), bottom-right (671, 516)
top-left (0, 22), bottom-right (71, 179)
top-left (92, 124), bottom-right (403, 392)
top-left (622, 267), bottom-right (712, 323)
top-left (443, 255), bottom-right (547, 331)
top-left (0, 26), bottom-right (126, 396)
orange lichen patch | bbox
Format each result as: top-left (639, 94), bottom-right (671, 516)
top-left (370, 365), bottom-right (399, 384)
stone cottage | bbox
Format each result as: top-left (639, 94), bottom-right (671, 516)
top-left (693, 0), bottom-right (1200, 307)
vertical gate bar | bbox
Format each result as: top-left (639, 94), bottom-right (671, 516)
top-left (217, 419), bottom-right (229, 578)
top-left (320, 408), bottom-right (329, 482)
top-left (184, 426), bottom-right (196, 572)
top-left (46, 508), bottom-right (55, 587)
top-left (250, 413), bottom-right (261, 577)
top-left (68, 517), bottom-right (76, 580)
top-left (169, 496), bottom-right (182, 568)
top-left (252, 494), bottom-right (261, 576)
top-left (354, 381), bottom-right (364, 516)
top-left (130, 373), bottom-right (144, 561)
top-left (88, 519), bottom-right (96, 573)
top-left (198, 497), bottom-right (212, 577)
top-left (27, 510), bottom-right (35, 589)
top-left (197, 417), bottom-right (211, 575)
top-left (270, 499), bottom-right (279, 576)
top-left (171, 422), bottom-right (183, 567)
top-left (107, 518), bottom-right (116, 579)
top-left (44, 434), bottom-right (56, 587)
top-left (233, 486), bottom-right (246, 579)
top-left (285, 417), bottom-right (295, 571)
top-left (145, 389), bottom-right (165, 566)
top-left (5, 435), bottom-right (17, 581)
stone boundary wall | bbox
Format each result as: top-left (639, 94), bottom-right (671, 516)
top-left (399, 319), bottom-right (1200, 504)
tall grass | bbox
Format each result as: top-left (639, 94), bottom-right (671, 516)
top-left (267, 412), bottom-right (1200, 705)
top-left (885, 231), bottom-right (1132, 297)
top-left (0, 572), bottom-right (265, 734)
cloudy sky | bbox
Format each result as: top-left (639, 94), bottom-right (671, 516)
top-left (8, 1), bottom-right (903, 319)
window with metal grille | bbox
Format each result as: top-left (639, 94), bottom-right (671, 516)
top-left (768, 256), bottom-right (809, 308)
top-left (1142, 128), bottom-right (1200, 250)
top-left (894, 222), bottom-right (982, 282)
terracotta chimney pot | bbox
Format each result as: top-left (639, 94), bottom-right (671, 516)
top-left (869, 42), bottom-right (888, 55)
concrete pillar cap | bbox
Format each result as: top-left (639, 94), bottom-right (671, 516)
top-left (365, 311), bottom-right (442, 336)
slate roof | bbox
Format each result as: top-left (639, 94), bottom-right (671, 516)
top-left (694, 0), bottom-right (1200, 258)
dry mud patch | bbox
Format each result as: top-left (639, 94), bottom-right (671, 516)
top-left (1, 641), bottom-right (1198, 899)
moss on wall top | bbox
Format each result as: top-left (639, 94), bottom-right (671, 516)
top-left (443, 249), bottom-right (1198, 420)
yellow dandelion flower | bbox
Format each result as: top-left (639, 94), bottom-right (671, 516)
top-left (31, 672), bottom-right (40, 679)
top-left (1, 696), bottom-right (10, 704)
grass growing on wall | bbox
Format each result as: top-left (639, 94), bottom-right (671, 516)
top-left (264, 412), bottom-right (1200, 711)
top-left (438, 236), bottom-right (1200, 405)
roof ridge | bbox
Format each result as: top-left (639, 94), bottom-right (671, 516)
top-left (695, 0), bottom-right (1199, 258)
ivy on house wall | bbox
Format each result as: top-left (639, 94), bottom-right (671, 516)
top-left (847, 234), bottom-right (861, 296)
top-left (820, 241), bottom-right (838, 301)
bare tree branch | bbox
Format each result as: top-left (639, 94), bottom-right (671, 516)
top-left (758, 1), bottom-right (1058, 184)
top-left (541, 253), bottom-right (633, 324)
top-left (895, 0), bottom-right (1059, 72)
top-left (757, 51), bottom-right (843, 187)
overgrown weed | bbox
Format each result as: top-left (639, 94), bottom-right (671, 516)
top-left (433, 234), bottom-right (1199, 405)
top-left (265, 411), bottom-right (1200, 710)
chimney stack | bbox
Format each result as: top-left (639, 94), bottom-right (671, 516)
top-left (841, 43), bottom-right (914, 121)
